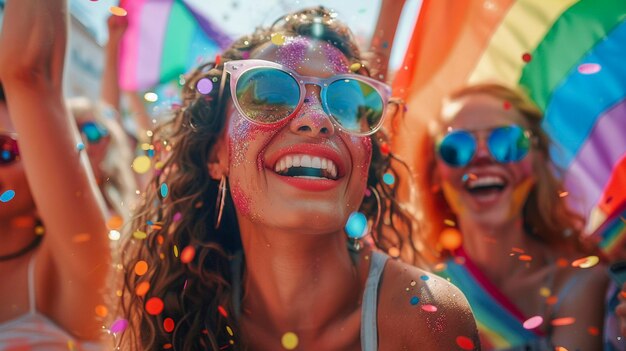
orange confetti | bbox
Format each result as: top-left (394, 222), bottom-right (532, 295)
top-left (163, 317), bottom-right (175, 332)
top-left (218, 305), bottom-right (228, 318)
top-left (556, 258), bottom-right (569, 267)
top-left (73, 233), bottom-right (91, 243)
top-left (157, 235), bottom-right (164, 245)
top-left (163, 343), bottom-right (173, 349)
top-left (135, 260), bottom-right (149, 276)
top-left (551, 317), bottom-right (576, 326)
top-left (95, 305), bottom-right (108, 317)
top-left (109, 6), bottom-right (127, 16)
top-left (518, 254), bottom-right (532, 261)
top-left (559, 191), bottom-right (569, 197)
top-left (439, 228), bottom-right (462, 251)
top-left (555, 347), bottom-right (568, 351)
top-left (546, 296), bottom-right (559, 305)
top-left (571, 256), bottom-right (599, 268)
top-left (456, 335), bottom-right (475, 350)
top-left (107, 215), bottom-right (123, 230)
top-left (145, 297), bottom-right (164, 315)
top-left (587, 326), bottom-right (599, 336)
top-left (181, 246), bottom-right (196, 264)
top-left (511, 247), bottom-right (525, 253)
top-left (135, 281), bottom-right (150, 296)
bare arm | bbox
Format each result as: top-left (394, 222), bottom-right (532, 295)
top-left (369, 0), bottom-right (407, 81)
top-left (101, 14), bottom-right (128, 112)
top-left (0, 0), bottom-right (110, 339)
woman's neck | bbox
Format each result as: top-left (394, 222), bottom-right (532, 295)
top-left (238, 223), bottom-right (365, 336)
top-left (458, 216), bottom-right (551, 285)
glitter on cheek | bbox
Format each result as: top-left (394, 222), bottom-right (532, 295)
top-left (229, 181), bottom-right (252, 217)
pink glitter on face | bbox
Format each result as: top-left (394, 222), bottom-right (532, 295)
top-left (276, 37), bottom-right (308, 70)
top-left (321, 42), bottom-right (349, 73)
top-left (229, 180), bottom-right (251, 217)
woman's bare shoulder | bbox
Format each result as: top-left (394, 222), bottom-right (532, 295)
top-left (377, 258), bottom-right (480, 350)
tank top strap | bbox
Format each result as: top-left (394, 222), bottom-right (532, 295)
top-left (361, 251), bottom-right (389, 351)
top-left (27, 255), bottom-right (37, 314)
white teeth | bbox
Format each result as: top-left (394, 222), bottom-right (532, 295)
top-left (466, 175), bottom-right (505, 189)
top-left (273, 154), bottom-right (338, 178)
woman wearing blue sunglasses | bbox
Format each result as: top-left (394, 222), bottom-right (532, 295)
top-left (412, 83), bottom-right (607, 350)
top-left (115, 7), bottom-right (478, 351)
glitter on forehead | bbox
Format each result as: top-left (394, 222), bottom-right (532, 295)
top-left (321, 41), bottom-right (350, 73)
top-left (276, 37), bottom-right (308, 70)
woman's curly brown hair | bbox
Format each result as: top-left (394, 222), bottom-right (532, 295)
top-left (117, 7), bottom-right (420, 350)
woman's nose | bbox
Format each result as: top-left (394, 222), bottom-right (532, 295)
top-left (289, 86), bottom-right (335, 137)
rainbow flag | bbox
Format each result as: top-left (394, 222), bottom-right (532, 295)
top-left (119, 0), bottom-right (232, 91)
top-left (393, 0), bottom-right (626, 251)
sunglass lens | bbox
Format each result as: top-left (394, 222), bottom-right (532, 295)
top-left (235, 68), bottom-right (300, 123)
top-left (81, 122), bottom-right (108, 144)
top-left (0, 135), bottom-right (19, 164)
top-left (438, 131), bottom-right (476, 167)
top-left (326, 79), bottom-right (384, 134)
top-left (488, 125), bottom-right (530, 163)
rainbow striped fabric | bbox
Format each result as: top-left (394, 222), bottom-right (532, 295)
top-left (393, 0), bottom-right (626, 255)
top-left (437, 250), bottom-right (545, 349)
top-left (119, 0), bottom-right (231, 91)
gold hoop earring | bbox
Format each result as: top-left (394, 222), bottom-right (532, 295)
top-left (215, 176), bottom-right (227, 229)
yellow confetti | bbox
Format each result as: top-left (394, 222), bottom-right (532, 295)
top-left (35, 225), bottom-right (45, 235)
top-left (109, 6), bottom-right (127, 17)
top-left (132, 156), bottom-right (152, 174)
top-left (226, 326), bottom-right (234, 336)
top-left (271, 33), bottom-right (286, 45)
top-left (439, 228), bottom-right (462, 251)
top-left (539, 287), bottom-right (551, 297)
top-left (443, 219), bottom-right (456, 227)
top-left (67, 340), bottom-right (77, 351)
top-left (173, 245), bottom-right (179, 257)
top-left (281, 332), bottom-right (299, 350)
top-left (388, 247), bottom-right (400, 258)
top-left (133, 230), bottom-right (148, 240)
top-left (571, 255), bottom-right (599, 269)
top-left (349, 62), bottom-right (362, 72)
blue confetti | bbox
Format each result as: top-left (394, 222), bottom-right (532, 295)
top-left (160, 183), bottom-right (168, 198)
top-left (382, 173), bottom-right (395, 185)
top-left (345, 212), bottom-right (367, 239)
top-left (410, 296), bottom-right (420, 305)
top-left (147, 149), bottom-right (155, 158)
top-left (76, 142), bottom-right (85, 151)
top-left (420, 275), bottom-right (429, 281)
top-left (0, 190), bottom-right (15, 202)
top-left (1, 150), bottom-right (10, 161)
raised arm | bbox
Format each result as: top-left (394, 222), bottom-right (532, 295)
top-left (0, 0), bottom-right (110, 339)
top-left (369, 0), bottom-right (407, 81)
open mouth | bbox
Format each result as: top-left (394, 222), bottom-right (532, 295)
top-left (463, 174), bottom-right (507, 196)
top-left (274, 154), bottom-right (338, 180)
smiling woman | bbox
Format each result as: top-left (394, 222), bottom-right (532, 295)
top-left (411, 82), bottom-right (608, 350)
top-left (116, 6), bottom-right (478, 351)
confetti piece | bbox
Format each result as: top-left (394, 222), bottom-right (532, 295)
top-left (133, 230), bottom-right (147, 240)
top-left (443, 219), bottom-right (456, 227)
top-left (197, 78), bottom-right (213, 94)
top-left (226, 326), bottom-right (234, 336)
top-left (109, 6), bottom-right (127, 16)
top-left (173, 245), bottom-right (179, 257)
top-left (519, 254), bottom-right (532, 261)
top-left (163, 318), bottom-right (175, 332)
top-left (173, 212), bottom-right (182, 222)
top-left (181, 246), bottom-right (196, 263)
top-left (160, 183), bottom-right (169, 198)
top-left (95, 305), bottom-right (108, 317)
top-left (439, 228), bottom-right (462, 250)
top-left (551, 317), bottom-right (575, 326)
top-left (456, 336), bottom-right (475, 350)
top-left (349, 62), bottom-right (362, 72)
top-left (410, 296), bottom-right (420, 305)
top-left (35, 225), bottom-right (45, 235)
top-left (163, 344), bottom-right (173, 349)
top-left (136, 281), bottom-right (150, 296)
top-left (503, 101), bottom-right (512, 110)
top-left (571, 255), bottom-right (599, 268)
top-left (410, 280), bottom-right (417, 286)
top-left (107, 215), bottom-right (123, 230)
top-left (345, 212), bottom-right (368, 239)
top-left (546, 296), bottom-right (559, 305)
top-left (523, 316), bottom-right (543, 329)
top-left (132, 156), bottom-right (152, 174)
top-left (388, 247), bottom-right (400, 258)
top-left (271, 33), bottom-right (286, 46)
top-left (108, 230), bottom-right (121, 241)
top-left (558, 191), bottom-right (569, 197)
top-left (110, 318), bottom-right (128, 333)
top-left (556, 258), bottom-right (569, 267)
top-left (0, 190), bottom-right (16, 202)
top-left (578, 63), bottom-right (601, 75)
top-left (382, 173), bottom-right (395, 185)
top-left (522, 53), bottom-right (532, 62)
top-left (68, 340), bottom-right (77, 351)
top-left (218, 305), bottom-right (228, 318)
top-left (144, 92), bottom-right (158, 102)
top-left (380, 142), bottom-right (390, 155)
top-left (555, 347), bottom-right (568, 351)
top-left (511, 247), bottom-right (524, 253)
top-left (145, 297), bottom-right (164, 315)
top-left (135, 260), bottom-right (149, 276)
top-left (281, 332), bottom-right (298, 350)
top-left (588, 326), bottom-right (599, 336)
top-left (76, 142), bottom-right (85, 151)
top-left (539, 287), bottom-right (551, 297)
top-left (421, 304), bottom-right (437, 312)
